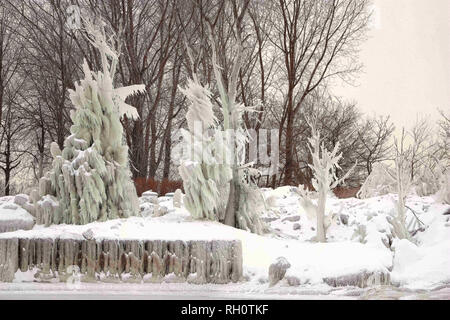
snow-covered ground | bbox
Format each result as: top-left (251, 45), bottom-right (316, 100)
top-left (1, 282), bottom-right (449, 300)
top-left (0, 196), bottom-right (35, 233)
top-left (0, 187), bottom-right (449, 299)
top-left (0, 196), bottom-right (34, 223)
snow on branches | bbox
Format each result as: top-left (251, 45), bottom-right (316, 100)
top-left (178, 76), bottom-right (231, 221)
top-left (176, 10), bottom-right (266, 234)
top-left (83, 20), bottom-right (145, 121)
top-left (382, 129), bottom-right (422, 240)
top-left (177, 74), bottom-right (266, 235)
top-left (177, 26), bottom-right (266, 234)
top-left (436, 171), bottom-right (450, 204)
top-left (357, 163), bottom-right (396, 199)
top-left (297, 121), bottom-right (356, 242)
top-left (179, 76), bottom-right (217, 133)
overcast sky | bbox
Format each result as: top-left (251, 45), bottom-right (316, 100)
top-left (334, 0), bottom-right (450, 131)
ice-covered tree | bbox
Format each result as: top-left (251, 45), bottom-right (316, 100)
top-left (436, 169), bottom-right (450, 204)
top-left (178, 1), bottom-right (266, 234)
top-left (298, 122), bottom-right (355, 242)
top-left (438, 110), bottom-right (450, 163)
top-left (357, 163), bottom-right (397, 199)
top-left (383, 129), bottom-right (414, 240)
top-left (177, 71), bottom-right (265, 234)
top-left (31, 21), bottom-right (143, 225)
top-left (414, 161), bottom-right (444, 197)
top-left (207, 26), bottom-right (265, 234)
top-left (178, 76), bottom-right (232, 220)
top-left (435, 111), bottom-right (450, 204)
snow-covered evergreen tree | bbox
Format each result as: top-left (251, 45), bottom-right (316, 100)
top-left (299, 122), bottom-right (355, 242)
top-left (32, 21), bottom-right (143, 225)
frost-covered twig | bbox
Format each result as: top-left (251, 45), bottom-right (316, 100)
top-left (405, 205), bottom-right (425, 226)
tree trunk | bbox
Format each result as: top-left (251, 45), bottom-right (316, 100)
top-left (3, 137), bottom-right (11, 196)
top-left (4, 168), bottom-right (10, 196)
top-left (316, 190), bottom-right (327, 242)
top-left (162, 62), bottom-right (181, 180)
top-left (38, 153), bottom-right (44, 179)
top-left (283, 108), bottom-right (294, 186)
top-left (224, 180), bottom-right (237, 227)
top-left (38, 126), bottom-right (45, 179)
top-left (129, 116), bottom-right (146, 179)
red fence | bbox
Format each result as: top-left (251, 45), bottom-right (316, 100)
top-left (134, 177), bottom-right (183, 196)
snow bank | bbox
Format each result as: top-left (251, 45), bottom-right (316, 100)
top-left (0, 197), bottom-right (35, 233)
top-left (0, 206), bottom-right (392, 287)
top-left (0, 216), bottom-right (243, 242)
top-left (258, 188), bottom-right (449, 289)
top-left (240, 234), bottom-right (392, 287)
top-left (391, 201), bottom-right (450, 289)
top-left (1, 188), bottom-right (449, 291)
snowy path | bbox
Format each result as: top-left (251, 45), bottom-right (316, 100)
top-left (1, 282), bottom-right (449, 300)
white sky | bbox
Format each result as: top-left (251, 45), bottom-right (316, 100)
top-left (334, 0), bottom-right (450, 131)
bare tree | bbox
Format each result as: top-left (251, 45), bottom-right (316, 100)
top-left (0, 2), bottom-right (23, 123)
top-left (270, 90), bottom-right (386, 188)
top-left (356, 115), bottom-right (394, 175)
top-left (297, 120), bottom-right (355, 242)
top-left (409, 117), bottom-right (436, 181)
top-left (270, 0), bottom-right (370, 185)
top-left (0, 103), bottom-right (27, 195)
top-left (18, 90), bottom-right (50, 180)
top-left (6, 0), bottom-right (83, 149)
top-left (0, 2), bottom-right (28, 194)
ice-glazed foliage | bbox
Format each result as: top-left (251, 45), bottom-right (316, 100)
top-left (178, 77), bottom-right (232, 221)
top-left (357, 163), bottom-right (396, 199)
top-left (414, 163), bottom-right (444, 198)
top-left (383, 130), bottom-right (414, 240)
top-left (359, 159), bottom-right (448, 202)
top-left (179, 77), bottom-right (216, 133)
top-left (436, 170), bottom-right (450, 204)
top-left (32, 22), bottom-right (143, 225)
top-left (208, 27), bottom-right (266, 235)
top-left (236, 167), bottom-right (266, 234)
top-left (178, 73), bottom-right (265, 234)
